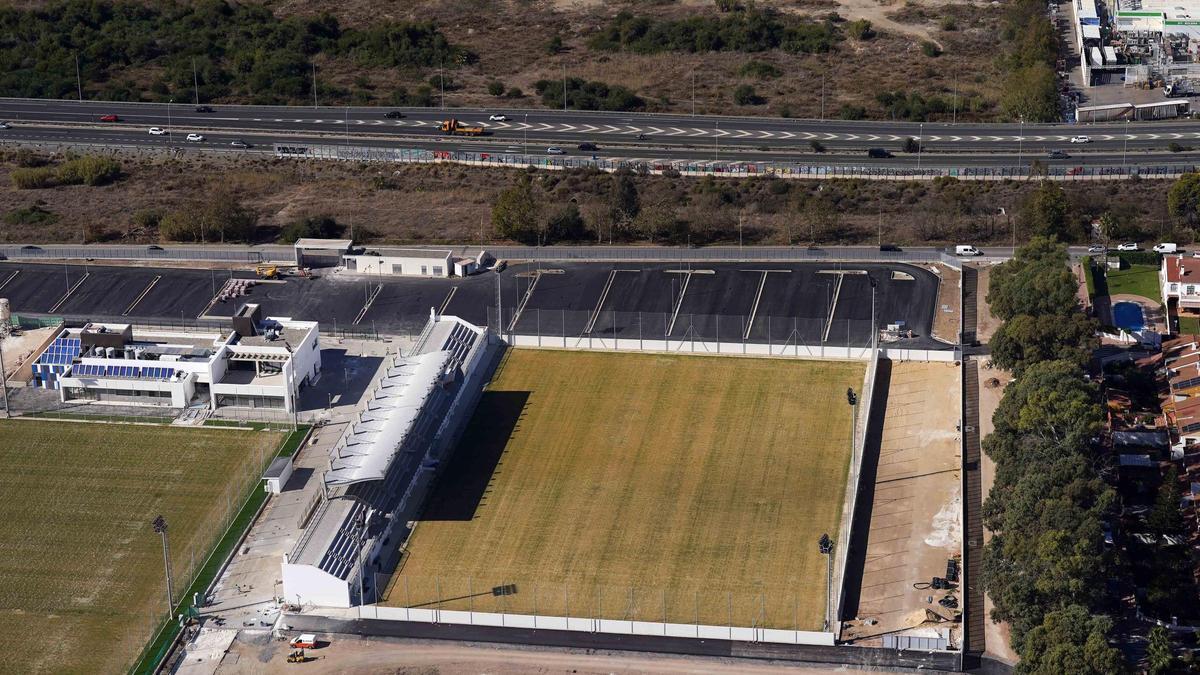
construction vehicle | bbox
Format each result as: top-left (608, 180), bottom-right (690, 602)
top-left (287, 649), bottom-right (308, 663)
top-left (439, 118), bottom-right (485, 136)
top-left (255, 264), bottom-right (279, 279)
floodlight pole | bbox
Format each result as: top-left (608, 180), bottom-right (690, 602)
top-left (0, 332), bottom-right (9, 417)
top-left (818, 533), bottom-right (834, 631)
top-left (153, 516), bottom-right (174, 617)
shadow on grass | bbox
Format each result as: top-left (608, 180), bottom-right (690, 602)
top-left (418, 390), bottom-right (530, 521)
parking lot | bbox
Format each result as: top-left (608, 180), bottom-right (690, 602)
top-left (0, 261), bottom-right (940, 346)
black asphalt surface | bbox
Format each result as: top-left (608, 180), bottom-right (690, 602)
top-left (0, 260), bottom-right (941, 347)
top-left (1, 97), bottom-right (1199, 167)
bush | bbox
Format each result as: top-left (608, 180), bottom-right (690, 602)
top-left (505, 86), bottom-right (524, 98)
top-left (545, 35), bottom-right (564, 54)
top-left (588, 8), bottom-right (839, 55)
top-left (837, 104), bottom-right (866, 120)
top-left (739, 60), bottom-right (782, 79)
top-left (535, 77), bottom-right (644, 111)
top-left (846, 19), bottom-right (874, 40)
top-left (159, 199), bottom-right (258, 242)
top-left (4, 204), bottom-right (58, 225)
top-left (56, 155), bottom-right (122, 186)
top-left (810, 140), bottom-right (826, 153)
top-left (921, 41), bottom-right (942, 57)
top-left (278, 215), bottom-right (345, 244)
top-left (10, 148), bottom-right (48, 167)
top-left (487, 80), bottom-right (505, 97)
top-left (10, 167), bottom-right (56, 189)
top-left (732, 84), bottom-right (764, 105)
top-left (901, 137), bottom-right (920, 153)
top-left (130, 209), bottom-right (162, 232)
top-left (940, 16), bottom-right (958, 31)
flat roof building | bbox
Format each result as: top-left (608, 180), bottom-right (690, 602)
top-left (30, 304), bottom-right (320, 413)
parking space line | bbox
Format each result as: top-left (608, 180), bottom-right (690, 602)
top-left (123, 275), bottom-right (161, 316)
top-left (741, 269), bottom-right (790, 339)
top-left (822, 274), bottom-right (844, 343)
top-left (353, 283), bottom-right (384, 325)
top-left (0, 270), bottom-right (18, 292)
top-left (438, 287), bottom-right (458, 315)
top-left (583, 269), bottom-right (638, 334)
top-left (48, 271), bottom-right (90, 313)
top-left (507, 269), bottom-right (563, 333)
top-left (664, 269), bottom-right (714, 336)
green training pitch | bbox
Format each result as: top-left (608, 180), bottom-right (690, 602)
top-left (384, 349), bottom-right (863, 631)
top-left (0, 420), bottom-right (282, 675)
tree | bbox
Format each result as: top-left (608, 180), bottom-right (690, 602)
top-left (986, 359), bottom-right (1102, 451)
top-left (491, 174), bottom-right (541, 244)
top-left (1017, 605), bottom-right (1127, 675)
top-left (609, 172), bottom-right (640, 232)
top-left (989, 313), bottom-right (1096, 373)
top-left (1020, 181), bottom-right (1072, 240)
top-left (1147, 626), bottom-right (1174, 675)
top-left (158, 197), bottom-right (257, 243)
top-left (1168, 172), bottom-right (1200, 226)
top-left (486, 80), bottom-right (505, 96)
top-left (279, 214), bottom-right (344, 244)
top-left (1001, 63), bottom-right (1059, 122)
top-left (732, 84), bottom-right (763, 105)
top-left (1148, 466), bottom-right (1185, 537)
top-left (987, 237), bottom-right (1079, 320)
top-left (545, 203), bottom-right (586, 242)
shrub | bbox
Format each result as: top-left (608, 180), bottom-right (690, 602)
top-left (837, 104), bottom-right (866, 120)
top-left (588, 8), bottom-right (838, 55)
top-left (56, 155), bottom-right (122, 186)
top-left (5, 204), bottom-right (58, 225)
top-left (11, 148), bottom-right (48, 168)
top-left (10, 167), bottom-right (56, 189)
top-left (505, 86), bottom-right (524, 98)
top-left (732, 84), bottom-right (764, 105)
top-left (130, 209), bottom-right (162, 232)
top-left (921, 41), bottom-right (942, 57)
top-left (535, 77), bottom-right (644, 111)
top-left (901, 137), bottom-right (920, 153)
top-left (159, 199), bottom-right (258, 242)
top-left (487, 80), bottom-right (505, 97)
top-left (279, 215), bottom-right (345, 244)
top-left (940, 16), bottom-right (958, 31)
top-left (846, 19), bottom-right (874, 40)
top-left (810, 140), bottom-right (827, 153)
top-left (545, 35), bottom-right (564, 54)
top-left (739, 60), bottom-right (782, 79)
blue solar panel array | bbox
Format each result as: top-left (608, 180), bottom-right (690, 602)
top-left (70, 364), bottom-right (175, 380)
top-left (37, 336), bottom-right (81, 365)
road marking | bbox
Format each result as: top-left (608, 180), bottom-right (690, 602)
top-left (49, 271), bottom-right (90, 314)
top-left (0, 270), bottom-right (18, 292)
top-left (743, 269), bottom-right (789, 340)
top-left (353, 283), bottom-right (384, 325)
top-left (668, 127), bottom-right (688, 135)
top-left (579, 124), bottom-right (599, 133)
top-left (778, 131), bottom-right (795, 139)
top-left (689, 128), bottom-right (709, 136)
top-left (822, 273), bottom-right (844, 343)
top-left (438, 286), bottom-right (457, 315)
top-left (123, 275), bottom-right (161, 316)
top-left (646, 126), bottom-right (664, 134)
top-left (585, 269), bottom-right (638, 334)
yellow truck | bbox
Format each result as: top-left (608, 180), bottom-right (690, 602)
top-left (439, 118), bottom-right (485, 136)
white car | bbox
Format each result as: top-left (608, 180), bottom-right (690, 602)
top-left (148, 127), bottom-right (166, 136)
top-left (488, 114), bottom-right (509, 121)
top-left (0, 121), bottom-right (10, 129)
top-left (1117, 243), bottom-right (1140, 251)
top-left (546, 146), bottom-right (564, 155)
top-left (1086, 245), bottom-right (1105, 253)
top-left (1070, 135), bottom-right (1091, 144)
top-left (185, 133), bottom-right (205, 142)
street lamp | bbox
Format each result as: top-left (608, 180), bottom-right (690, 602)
top-left (1017, 118), bottom-right (1024, 172)
top-left (153, 515), bottom-right (174, 618)
top-left (0, 330), bottom-right (9, 417)
top-left (917, 122), bottom-right (924, 171)
top-left (166, 98), bottom-right (173, 144)
top-left (1123, 117), bottom-right (1129, 168)
top-left (818, 533), bottom-right (834, 631)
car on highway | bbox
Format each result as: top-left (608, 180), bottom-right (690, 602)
top-left (1070, 135), bottom-right (1091, 144)
top-left (185, 133), bottom-right (205, 142)
top-left (99, 114), bottom-right (119, 122)
top-left (546, 146), bottom-right (565, 155)
top-left (489, 114), bottom-right (509, 121)
top-left (578, 142), bottom-right (598, 151)
top-left (229, 139), bottom-right (251, 149)
top-left (1154, 242), bottom-right (1178, 253)
top-left (1087, 245), bottom-right (1106, 253)
top-left (0, 121), bottom-right (9, 129)
top-left (867, 148), bottom-right (892, 159)
top-left (1047, 150), bottom-right (1069, 159)
top-left (147, 245), bottom-right (163, 251)
top-left (1117, 243), bottom-right (1140, 251)
top-left (148, 127), bottom-right (167, 135)
top-left (195, 105), bottom-right (213, 113)
top-left (384, 111), bottom-right (405, 119)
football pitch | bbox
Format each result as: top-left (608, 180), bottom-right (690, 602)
top-left (0, 419), bottom-right (283, 674)
top-left (384, 349), bottom-right (863, 631)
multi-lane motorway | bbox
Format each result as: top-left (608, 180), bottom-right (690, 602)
top-left (2, 97), bottom-right (1200, 167)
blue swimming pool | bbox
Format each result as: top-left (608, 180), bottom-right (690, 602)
top-left (1113, 301), bottom-right (1146, 331)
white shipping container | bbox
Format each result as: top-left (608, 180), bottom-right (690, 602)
top-left (1091, 46), bottom-right (1104, 65)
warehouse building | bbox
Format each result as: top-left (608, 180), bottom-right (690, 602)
top-left (30, 304), bottom-right (320, 413)
top-left (342, 249), bottom-right (454, 278)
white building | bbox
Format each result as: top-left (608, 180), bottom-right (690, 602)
top-left (342, 249), bottom-right (454, 278)
top-left (1115, 0), bottom-right (1200, 36)
top-left (1161, 254), bottom-right (1200, 327)
top-left (281, 314), bottom-right (493, 607)
top-left (30, 304), bottom-right (320, 413)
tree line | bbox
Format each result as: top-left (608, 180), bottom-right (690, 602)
top-left (0, 0), bottom-right (472, 104)
top-left (982, 238), bottom-right (1125, 673)
top-left (587, 7), bottom-right (840, 55)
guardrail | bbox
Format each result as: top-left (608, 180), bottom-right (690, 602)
top-left (272, 143), bottom-right (1199, 182)
top-left (0, 244), bottom-right (262, 263)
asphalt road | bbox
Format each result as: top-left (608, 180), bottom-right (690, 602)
top-left (3, 97), bottom-right (1200, 167)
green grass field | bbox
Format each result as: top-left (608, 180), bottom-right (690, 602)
top-left (384, 349), bottom-right (863, 631)
top-left (0, 420), bottom-right (282, 674)
top-left (1105, 263), bottom-right (1161, 303)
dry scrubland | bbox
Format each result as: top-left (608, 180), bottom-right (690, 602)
top-left (0, 149), bottom-right (1178, 247)
top-left (243, 0), bottom-right (1007, 121)
top-left (386, 349), bottom-right (863, 630)
top-left (0, 420), bottom-right (282, 674)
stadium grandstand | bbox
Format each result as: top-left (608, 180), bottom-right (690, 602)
top-left (282, 313), bottom-right (495, 607)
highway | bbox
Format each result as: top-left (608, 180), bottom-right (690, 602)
top-left (3, 97), bottom-right (1200, 167)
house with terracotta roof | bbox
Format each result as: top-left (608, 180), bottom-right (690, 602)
top-left (1160, 254), bottom-right (1200, 329)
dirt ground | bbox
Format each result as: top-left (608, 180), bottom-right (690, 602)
top-left (927, 264), bottom-right (961, 344)
top-left (0, 326), bottom-right (57, 383)
top-left (218, 633), bottom-right (872, 674)
top-left (841, 360), bottom-right (962, 643)
top-left (973, 264), bottom-right (1002, 343)
top-left (975, 361), bottom-right (1019, 664)
top-left (239, 0), bottom-right (1006, 121)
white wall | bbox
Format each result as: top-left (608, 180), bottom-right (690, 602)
top-left (282, 561), bottom-right (351, 608)
top-left (505, 334), bottom-right (959, 362)
top-left (345, 254), bottom-right (451, 277)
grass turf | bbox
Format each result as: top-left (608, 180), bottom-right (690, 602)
top-left (0, 420), bottom-right (282, 675)
top-left (384, 349), bottom-right (863, 631)
top-left (1105, 264), bottom-right (1161, 303)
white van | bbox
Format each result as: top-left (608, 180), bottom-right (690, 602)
top-left (1153, 242), bottom-right (1178, 254)
top-left (955, 245), bottom-right (982, 256)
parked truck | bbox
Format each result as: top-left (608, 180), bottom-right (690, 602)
top-left (439, 119), bottom-right (485, 136)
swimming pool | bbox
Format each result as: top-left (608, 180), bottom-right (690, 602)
top-left (1113, 301), bottom-right (1146, 331)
